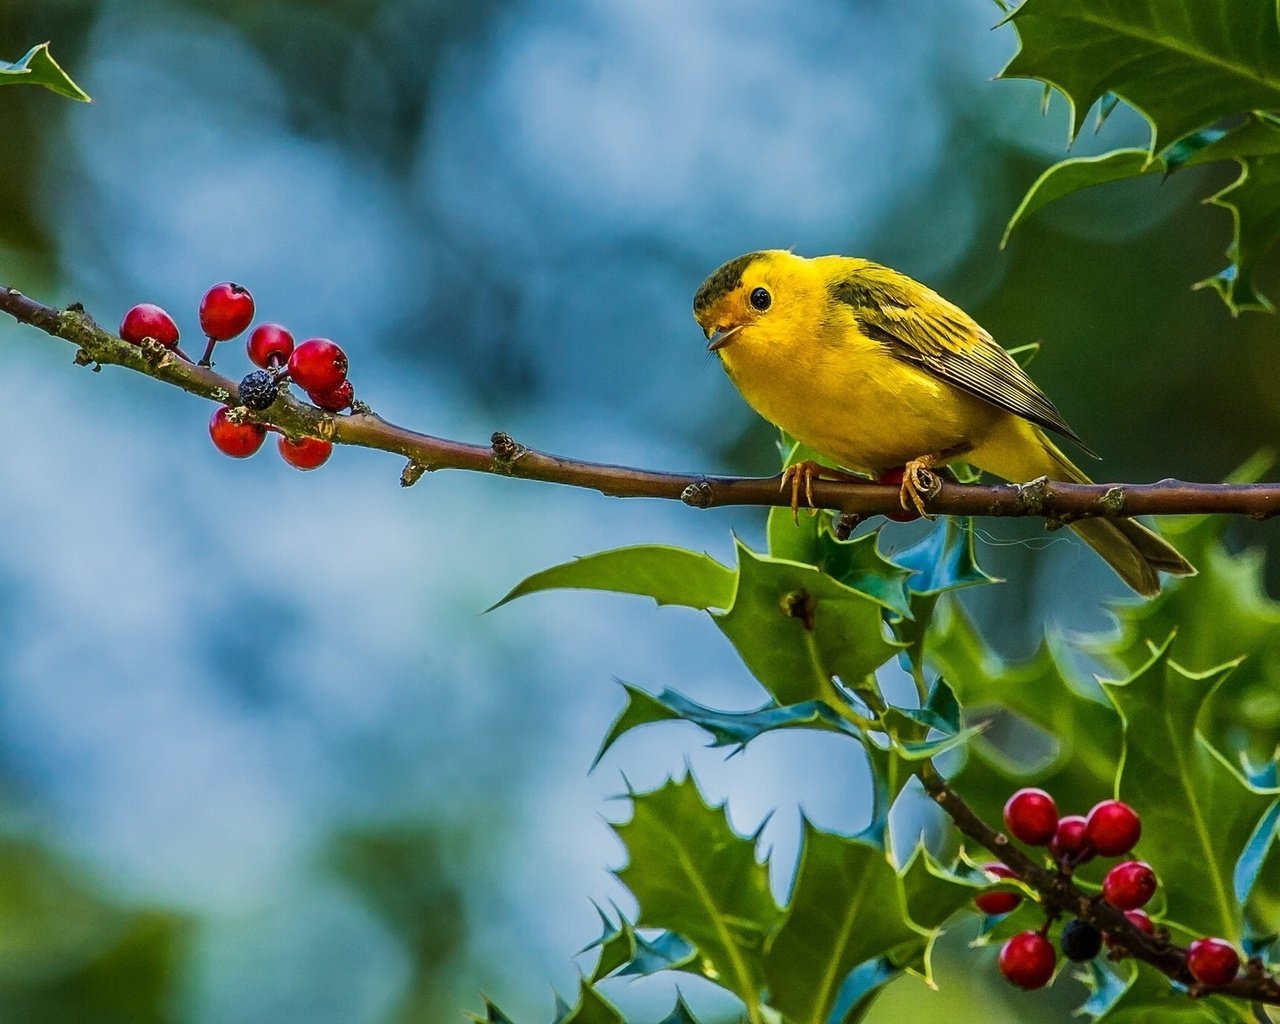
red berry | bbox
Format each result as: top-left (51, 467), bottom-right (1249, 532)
top-left (308, 379), bottom-right (354, 412)
top-left (1050, 815), bottom-right (1095, 864)
top-left (247, 323), bottom-right (294, 369)
top-left (1004, 788), bottom-right (1059, 846)
top-left (199, 282), bottom-right (255, 341)
top-left (208, 406), bottom-right (266, 458)
top-left (974, 862), bottom-right (1021, 916)
top-left (1186, 937), bottom-right (1240, 987)
top-left (119, 303), bottom-right (180, 348)
top-left (998, 931), bottom-right (1056, 990)
top-left (1086, 800), bottom-right (1141, 857)
top-left (876, 466), bottom-right (917, 522)
top-left (1103, 861), bottom-right (1157, 910)
top-left (278, 436), bottom-right (332, 471)
top-left (287, 338), bottom-right (348, 394)
top-left (1105, 909), bottom-right (1155, 951)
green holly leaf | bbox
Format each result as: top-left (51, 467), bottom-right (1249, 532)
top-left (466, 997), bottom-right (518, 1024)
top-left (1101, 641), bottom-right (1278, 943)
top-left (1091, 510), bottom-right (1280, 766)
top-left (896, 519), bottom-right (1000, 598)
top-left (0, 43), bottom-right (90, 101)
top-left (1197, 151), bottom-right (1280, 313)
top-left (550, 980), bottom-right (623, 1024)
top-left (1092, 961), bottom-right (1253, 1024)
top-left (592, 683), bottom-right (852, 767)
top-left (898, 845), bottom-right (986, 932)
top-left (926, 602), bottom-right (1121, 829)
top-left (1004, 118), bottom-right (1280, 311)
top-left (715, 541), bottom-right (899, 706)
top-left (1002, 149), bottom-right (1154, 247)
top-left (763, 825), bottom-right (922, 1024)
top-left (999, 0), bottom-right (1280, 152)
top-left (656, 995), bottom-right (702, 1024)
top-left (613, 777), bottom-right (778, 1016)
top-left (490, 546), bottom-right (735, 611)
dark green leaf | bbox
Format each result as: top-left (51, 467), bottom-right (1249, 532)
top-left (1000, 0), bottom-right (1280, 151)
top-left (1197, 153), bottom-right (1280, 313)
top-left (0, 43), bottom-right (90, 101)
top-left (1093, 961), bottom-right (1252, 1023)
top-left (490, 546), bottom-right (735, 611)
top-left (1235, 798), bottom-right (1280, 908)
top-left (593, 683), bottom-right (852, 768)
top-left (466, 996), bottom-right (518, 1024)
top-left (763, 825), bottom-right (922, 1024)
top-left (898, 845), bottom-right (985, 932)
top-left (830, 958), bottom-right (898, 1024)
top-left (616, 930), bottom-right (697, 978)
top-left (581, 907), bottom-right (633, 983)
top-left (1101, 641), bottom-right (1278, 942)
top-left (895, 519), bottom-right (999, 597)
top-left (1002, 149), bottom-right (1154, 247)
top-left (552, 979), bottom-right (624, 1024)
top-left (715, 542), bottom-right (899, 706)
top-left (613, 777), bottom-right (778, 1016)
top-left (657, 995), bottom-right (702, 1024)
top-left (927, 602), bottom-right (1121, 829)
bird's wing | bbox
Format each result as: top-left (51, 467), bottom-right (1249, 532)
top-left (829, 264), bottom-right (1093, 453)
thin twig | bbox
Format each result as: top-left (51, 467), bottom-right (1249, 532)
top-left (4, 286), bottom-right (1280, 520)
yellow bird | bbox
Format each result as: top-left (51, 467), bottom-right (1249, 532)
top-left (693, 250), bottom-right (1194, 597)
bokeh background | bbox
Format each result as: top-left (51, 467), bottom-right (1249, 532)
top-left (0, 1), bottom-right (1276, 1022)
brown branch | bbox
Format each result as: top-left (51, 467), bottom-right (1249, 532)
top-left (4, 286), bottom-right (1280, 521)
top-left (917, 762), bottom-right (1280, 1007)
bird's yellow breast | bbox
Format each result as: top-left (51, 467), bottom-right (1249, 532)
top-left (717, 309), bottom-right (1001, 473)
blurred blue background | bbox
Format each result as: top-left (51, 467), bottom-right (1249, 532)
top-left (0, 2), bottom-right (1276, 1021)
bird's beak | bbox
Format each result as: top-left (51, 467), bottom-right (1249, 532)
top-left (706, 324), bottom-right (742, 352)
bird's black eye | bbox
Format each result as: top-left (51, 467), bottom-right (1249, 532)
top-left (749, 287), bottom-right (771, 311)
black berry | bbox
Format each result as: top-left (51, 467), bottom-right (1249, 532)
top-left (238, 370), bottom-right (279, 411)
top-left (1061, 919), bottom-right (1102, 962)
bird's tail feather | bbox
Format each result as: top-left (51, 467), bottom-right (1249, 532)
top-left (972, 422), bottom-right (1195, 597)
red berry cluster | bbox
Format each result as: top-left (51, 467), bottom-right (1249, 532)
top-left (976, 788), bottom-right (1242, 992)
top-left (119, 283), bottom-right (355, 472)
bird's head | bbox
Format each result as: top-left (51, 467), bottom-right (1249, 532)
top-left (693, 250), bottom-right (800, 353)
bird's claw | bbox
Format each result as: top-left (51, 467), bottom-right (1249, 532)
top-left (780, 460), bottom-right (822, 524)
top-left (900, 458), bottom-right (942, 519)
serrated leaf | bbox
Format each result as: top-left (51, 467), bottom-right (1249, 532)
top-left (1197, 152), bottom-right (1280, 313)
top-left (715, 542), bottom-right (899, 706)
top-left (1101, 641), bottom-right (1278, 942)
top-left (491, 545), bottom-right (735, 611)
top-left (927, 602), bottom-right (1121, 828)
top-left (1000, 0), bottom-right (1280, 152)
top-left (581, 907), bottom-right (633, 983)
top-left (1093, 961), bottom-right (1253, 1024)
top-left (0, 43), bottom-right (90, 101)
top-left (552, 979), bottom-right (623, 1024)
top-left (593, 683), bottom-right (852, 768)
top-left (898, 845), bottom-right (985, 932)
top-left (1003, 149), bottom-right (1153, 247)
top-left (616, 930), bottom-right (698, 978)
top-left (763, 825), bottom-right (922, 1024)
top-left (467, 997), bottom-right (518, 1024)
top-left (656, 995), bottom-right (701, 1024)
top-left (1004, 118), bottom-right (1280, 310)
top-left (1235, 798), bottom-right (1280, 908)
top-left (830, 958), bottom-right (898, 1024)
top-left (894, 519), bottom-right (999, 597)
top-left (1091, 511), bottom-right (1280, 768)
top-left (613, 777), bottom-right (778, 1015)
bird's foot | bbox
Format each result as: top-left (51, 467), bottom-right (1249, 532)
top-left (779, 460), bottom-right (863, 524)
top-left (900, 456), bottom-right (943, 519)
